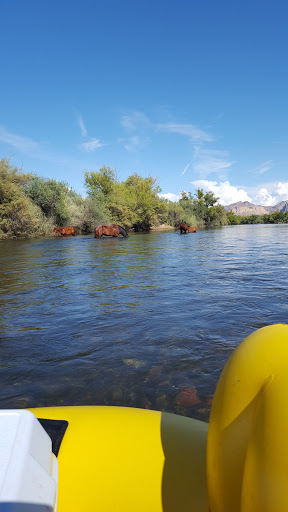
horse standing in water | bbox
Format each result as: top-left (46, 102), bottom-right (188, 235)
top-left (176, 223), bottom-right (197, 234)
top-left (53, 226), bottom-right (77, 236)
top-left (94, 224), bottom-right (128, 238)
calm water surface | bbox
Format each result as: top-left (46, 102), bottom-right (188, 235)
top-left (0, 225), bottom-right (288, 421)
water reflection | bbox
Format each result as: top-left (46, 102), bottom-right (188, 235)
top-left (0, 225), bottom-right (288, 421)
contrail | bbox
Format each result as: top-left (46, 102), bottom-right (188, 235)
top-left (181, 162), bottom-right (191, 175)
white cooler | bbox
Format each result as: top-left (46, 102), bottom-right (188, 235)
top-left (0, 410), bottom-right (58, 511)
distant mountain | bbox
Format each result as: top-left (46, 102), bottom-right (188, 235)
top-left (224, 200), bottom-right (288, 216)
top-left (269, 200), bottom-right (288, 213)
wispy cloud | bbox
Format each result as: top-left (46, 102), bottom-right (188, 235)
top-left (120, 111), bottom-right (151, 152)
top-left (255, 160), bottom-right (274, 174)
top-left (121, 111), bottom-right (150, 132)
top-left (120, 111), bottom-right (216, 158)
top-left (119, 135), bottom-right (150, 152)
top-left (192, 147), bottom-right (233, 178)
top-left (155, 123), bottom-right (213, 143)
top-left (80, 138), bottom-right (104, 152)
top-left (0, 125), bottom-right (39, 153)
top-left (78, 115), bottom-right (87, 137)
top-left (76, 112), bottom-right (104, 151)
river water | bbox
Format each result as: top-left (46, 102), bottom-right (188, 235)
top-left (0, 225), bottom-right (287, 421)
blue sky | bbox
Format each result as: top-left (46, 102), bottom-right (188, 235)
top-left (1, 0), bottom-right (288, 205)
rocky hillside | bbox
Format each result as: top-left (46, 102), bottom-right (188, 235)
top-left (224, 200), bottom-right (288, 216)
top-left (269, 200), bottom-right (288, 213)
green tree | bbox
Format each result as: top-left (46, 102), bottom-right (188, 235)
top-left (270, 211), bottom-right (285, 223)
top-left (177, 191), bottom-right (198, 225)
top-left (179, 191), bottom-right (193, 210)
top-left (182, 188), bottom-right (227, 227)
top-left (206, 204), bottom-right (227, 226)
top-left (108, 182), bottom-right (135, 227)
top-left (84, 166), bottom-right (117, 198)
top-left (226, 211), bottom-right (240, 225)
top-left (26, 175), bottom-right (70, 225)
top-left (262, 214), bottom-right (271, 224)
top-left (191, 189), bottom-right (206, 220)
top-left (81, 192), bottom-right (112, 232)
top-left (162, 199), bottom-right (186, 226)
top-left (0, 158), bottom-right (44, 237)
top-left (121, 174), bottom-right (166, 230)
top-left (203, 191), bottom-right (218, 208)
top-left (101, 173), bottom-right (167, 230)
top-left (240, 215), bottom-right (262, 224)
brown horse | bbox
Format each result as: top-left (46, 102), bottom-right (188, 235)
top-left (176, 223), bottom-right (197, 234)
top-left (94, 224), bottom-right (128, 239)
top-left (53, 226), bottom-right (77, 236)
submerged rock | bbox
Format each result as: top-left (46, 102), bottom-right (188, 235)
top-left (175, 386), bottom-right (200, 407)
top-left (122, 358), bottom-right (146, 368)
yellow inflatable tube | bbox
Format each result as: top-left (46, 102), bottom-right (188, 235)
top-left (207, 323), bottom-right (288, 512)
top-left (28, 324), bottom-right (288, 512)
top-left (31, 405), bottom-right (208, 512)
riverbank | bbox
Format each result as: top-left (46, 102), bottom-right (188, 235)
top-left (150, 224), bottom-right (174, 231)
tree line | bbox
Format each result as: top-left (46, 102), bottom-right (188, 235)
top-left (226, 210), bottom-right (288, 225)
top-left (0, 157), bottom-right (230, 239)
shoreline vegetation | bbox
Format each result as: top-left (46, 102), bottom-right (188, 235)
top-left (0, 157), bottom-right (287, 240)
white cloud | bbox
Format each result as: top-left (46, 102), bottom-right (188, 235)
top-left (76, 113), bottom-right (104, 151)
top-left (252, 188), bottom-right (276, 206)
top-left (192, 148), bottom-right (233, 177)
top-left (80, 138), bottom-right (104, 152)
top-left (155, 123), bottom-right (213, 142)
top-left (189, 179), bottom-right (288, 206)
top-left (120, 135), bottom-right (150, 152)
top-left (158, 192), bottom-right (181, 202)
top-left (0, 125), bottom-right (39, 153)
top-left (190, 180), bottom-right (251, 205)
top-left (124, 136), bottom-right (139, 151)
top-left (121, 111), bottom-right (150, 132)
top-left (78, 115), bottom-right (87, 137)
top-left (120, 113), bottom-right (214, 156)
top-left (256, 160), bottom-right (274, 174)
top-left (121, 113), bottom-right (212, 144)
top-left (120, 111), bottom-right (151, 151)
top-left (247, 182), bottom-right (288, 206)
top-left (273, 182), bottom-right (288, 200)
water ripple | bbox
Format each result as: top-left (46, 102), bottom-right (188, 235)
top-left (0, 224), bottom-right (288, 420)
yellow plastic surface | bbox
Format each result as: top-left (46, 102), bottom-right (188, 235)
top-left (207, 324), bottom-right (288, 512)
top-left (30, 406), bottom-right (208, 512)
